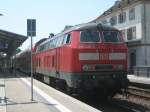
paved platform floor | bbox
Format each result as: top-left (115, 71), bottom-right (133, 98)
top-left (0, 72), bottom-right (101, 112)
top-left (0, 72), bottom-right (60, 112)
top-left (0, 79), bottom-right (6, 112)
top-left (128, 75), bottom-right (150, 85)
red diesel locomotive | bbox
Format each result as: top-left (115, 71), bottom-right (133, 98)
top-left (33, 23), bottom-right (128, 96)
top-left (17, 23), bottom-right (128, 97)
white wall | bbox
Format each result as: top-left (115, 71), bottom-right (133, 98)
top-left (145, 3), bottom-right (150, 43)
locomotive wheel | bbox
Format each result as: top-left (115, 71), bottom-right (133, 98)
top-left (55, 80), bottom-right (74, 95)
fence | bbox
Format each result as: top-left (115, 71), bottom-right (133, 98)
top-left (133, 66), bottom-right (150, 77)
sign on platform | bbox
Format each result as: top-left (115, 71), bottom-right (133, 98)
top-left (27, 19), bottom-right (36, 37)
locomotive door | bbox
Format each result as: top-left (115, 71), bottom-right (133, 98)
top-left (56, 48), bottom-right (60, 77)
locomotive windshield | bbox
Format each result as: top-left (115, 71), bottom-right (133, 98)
top-left (80, 30), bottom-right (100, 42)
top-left (103, 31), bottom-right (122, 43)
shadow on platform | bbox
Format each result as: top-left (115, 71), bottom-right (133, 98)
top-left (5, 97), bottom-right (57, 107)
top-left (0, 71), bottom-right (29, 79)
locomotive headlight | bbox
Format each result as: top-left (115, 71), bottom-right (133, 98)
top-left (82, 65), bottom-right (89, 71)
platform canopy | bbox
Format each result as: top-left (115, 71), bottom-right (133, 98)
top-left (0, 29), bottom-right (27, 57)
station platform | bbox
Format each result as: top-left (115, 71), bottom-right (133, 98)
top-left (128, 75), bottom-right (150, 86)
top-left (0, 72), bottom-right (101, 112)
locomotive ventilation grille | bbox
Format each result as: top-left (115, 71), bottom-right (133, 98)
top-left (94, 64), bottom-right (113, 71)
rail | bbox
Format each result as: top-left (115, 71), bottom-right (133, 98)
top-left (127, 86), bottom-right (150, 100)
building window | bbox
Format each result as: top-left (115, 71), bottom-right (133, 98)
top-left (118, 12), bottom-right (126, 24)
top-left (110, 16), bottom-right (117, 26)
top-left (129, 8), bottom-right (135, 20)
top-left (127, 27), bottom-right (136, 40)
top-left (120, 29), bottom-right (126, 40)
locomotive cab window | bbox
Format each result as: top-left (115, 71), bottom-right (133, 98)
top-left (103, 31), bottom-right (122, 43)
top-left (80, 30), bottom-right (100, 42)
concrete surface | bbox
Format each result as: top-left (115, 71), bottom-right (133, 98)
top-left (0, 72), bottom-right (61, 112)
top-left (128, 75), bottom-right (150, 85)
top-left (0, 79), bottom-right (6, 112)
top-left (0, 72), bottom-right (101, 112)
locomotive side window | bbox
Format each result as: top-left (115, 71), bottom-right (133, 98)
top-left (63, 34), bottom-right (71, 44)
top-left (50, 39), bottom-right (54, 48)
top-left (52, 39), bottom-right (56, 48)
top-left (66, 34), bottom-right (71, 44)
top-left (49, 40), bottom-right (53, 48)
top-left (56, 36), bottom-right (63, 47)
top-left (80, 31), bottom-right (100, 42)
top-left (103, 31), bottom-right (122, 43)
top-left (44, 43), bottom-right (48, 51)
top-left (38, 45), bottom-right (44, 51)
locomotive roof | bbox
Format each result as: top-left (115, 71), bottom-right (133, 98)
top-left (64, 22), bottom-right (118, 33)
top-left (38, 23), bottom-right (118, 46)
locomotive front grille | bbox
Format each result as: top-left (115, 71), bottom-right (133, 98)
top-left (94, 64), bottom-right (113, 71)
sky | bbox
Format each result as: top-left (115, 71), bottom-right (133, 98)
top-left (0, 0), bottom-right (116, 50)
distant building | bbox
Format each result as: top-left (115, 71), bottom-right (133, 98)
top-left (93, 0), bottom-right (150, 77)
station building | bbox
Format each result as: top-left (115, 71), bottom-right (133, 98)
top-left (0, 29), bottom-right (27, 72)
top-left (92, 0), bottom-right (150, 77)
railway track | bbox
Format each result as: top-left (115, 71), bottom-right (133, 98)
top-left (113, 86), bottom-right (150, 112)
top-left (110, 100), bottom-right (143, 112)
top-left (18, 72), bottom-right (149, 112)
top-left (127, 86), bottom-right (150, 100)
top-left (78, 97), bottom-right (137, 112)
